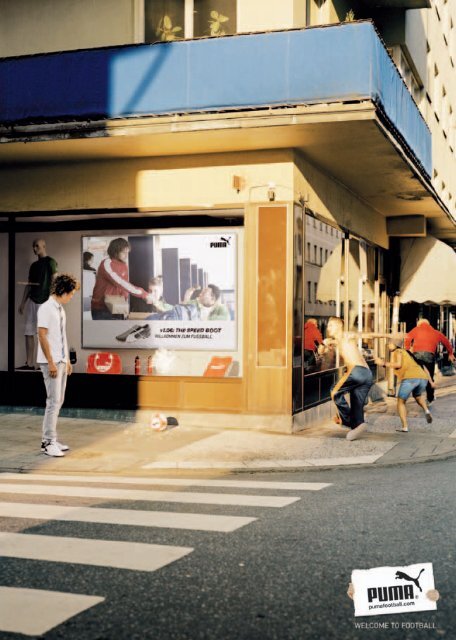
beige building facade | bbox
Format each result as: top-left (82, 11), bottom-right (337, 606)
top-left (0, 1), bottom-right (454, 430)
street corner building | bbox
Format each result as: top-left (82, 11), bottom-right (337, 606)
top-left (0, 0), bottom-right (455, 432)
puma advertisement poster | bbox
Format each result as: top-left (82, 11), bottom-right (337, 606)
top-left (352, 563), bottom-right (437, 617)
top-left (82, 231), bottom-right (238, 351)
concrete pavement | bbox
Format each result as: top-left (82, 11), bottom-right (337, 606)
top-left (0, 377), bottom-right (455, 475)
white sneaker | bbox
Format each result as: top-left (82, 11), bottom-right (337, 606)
top-left (42, 442), bottom-right (65, 457)
top-left (346, 423), bottom-right (368, 441)
top-left (41, 441), bottom-right (69, 452)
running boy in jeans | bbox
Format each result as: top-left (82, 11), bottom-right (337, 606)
top-left (321, 317), bottom-right (374, 441)
top-left (37, 273), bottom-right (80, 457)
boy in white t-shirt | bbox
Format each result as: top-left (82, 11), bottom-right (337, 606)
top-left (37, 273), bottom-right (80, 457)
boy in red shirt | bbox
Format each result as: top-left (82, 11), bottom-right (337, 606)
top-left (303, 318), bottom-right (323, 370)
top-left (405, 319), bottom-right (455, 403)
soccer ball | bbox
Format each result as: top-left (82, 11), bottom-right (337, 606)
top-left (150, 413), bottom-right (168, 431)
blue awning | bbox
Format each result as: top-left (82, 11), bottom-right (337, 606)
top-left (0, 21), bottom-right (431, 177)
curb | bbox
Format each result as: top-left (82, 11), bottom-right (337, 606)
top-left (1, 448), bottom-right (455, 476)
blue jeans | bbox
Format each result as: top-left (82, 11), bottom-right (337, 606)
top-left (332, 365), bottom-right (373, 429)
top-left (397, 378), bottom-right (427, 401)
top-left (40, 362), bottom-right (67, 443)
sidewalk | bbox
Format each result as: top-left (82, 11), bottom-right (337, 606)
top-left (0, 378), bottom-right (455, 475)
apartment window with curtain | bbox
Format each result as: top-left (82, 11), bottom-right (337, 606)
top-left (145, 0), bottom-right (237, 42)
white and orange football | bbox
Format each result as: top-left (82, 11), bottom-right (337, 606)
top-left (150, 413), bottom-right (168, 431)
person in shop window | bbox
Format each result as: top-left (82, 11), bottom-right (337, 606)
top-left (303, 318), bottom-right (323, 370)
top-left (147, 276), bottom-right (173, 313)
top-left (82, 251), bottom-right (97, 312)
top-left (405, 319), bottom-right (454, 404)
top-left (18, 239), bottom-right (58, 370)
top-left (183, 284), bottom-right (230, 320)
top-left (91, 238), bottom-right (154, 319)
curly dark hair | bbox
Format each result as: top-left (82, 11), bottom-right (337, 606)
top-left (107, 237), bottom-right (130, 260)
top-left (50, 273), bottom-right (80, 297)
top-left (207, 284), bottom-right (221, 301)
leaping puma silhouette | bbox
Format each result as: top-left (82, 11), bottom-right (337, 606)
top-left (395, 569), bottom-right (425, 592)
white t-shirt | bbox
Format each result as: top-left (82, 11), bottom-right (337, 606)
top-left (36, 296), bottom-right (68, 364)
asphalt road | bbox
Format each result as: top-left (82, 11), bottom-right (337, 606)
top-left (0, 460), bottom-right (454, 640)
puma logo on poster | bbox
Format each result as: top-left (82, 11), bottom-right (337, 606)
top-left (210, 236), bottom-right (231, 248)
top-left (395, 569), bottom-right (425, 592)
top-left (351, 563), bottom-right (438, 617)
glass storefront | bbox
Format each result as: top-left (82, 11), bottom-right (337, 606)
top-left (293, 209), bottom-right (389, 413)
top-left (0, 233), bottom-right (8, 371)
top-left (14, 224), bottom-right (243, 379)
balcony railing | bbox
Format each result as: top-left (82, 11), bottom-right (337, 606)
top-left (0, 20), bottom-right (431, 176)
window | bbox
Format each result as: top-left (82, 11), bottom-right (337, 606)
top-left (194, 0), bottom-right (236, 37)
top-left (313, 245), bottom-right (317, 263)
top-left (319, 247), bottom-right (323, 265)
top-left (314, 282), bottom-right (318, 303)
top-left (145, 0), bottom-right (237, 42)
top-left (307, 281), bottom-right (312, 303)
top-left (145, 0), bottom-right (185, 41)
top-left (306, 242), bottom-right (311, 261)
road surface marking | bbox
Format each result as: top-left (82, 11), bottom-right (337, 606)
top-left (0, 482), bottom-right (299, 507)
top-left (0, 501), bottom-right (256, 532)
top-left (0, 532), bottom-right (192, 572)
top-left (0, 587), bottom-right (104, 637)
top-left (0, 472), bottom-right (331, 491)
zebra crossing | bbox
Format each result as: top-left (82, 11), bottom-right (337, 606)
top-left (0, 472), bottom-right (332, 637)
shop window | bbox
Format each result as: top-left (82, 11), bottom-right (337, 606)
top-left (303, 212), bottom-right (344, 378)
top-left (0, 234), bottom-right (7, 371)
top-left (292, 206), bottom-right (304, 412)
top-left (15, 226), bottom-right (242, 379)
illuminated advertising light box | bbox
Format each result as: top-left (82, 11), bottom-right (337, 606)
top-left (82, 231), bottom-right (238, 352)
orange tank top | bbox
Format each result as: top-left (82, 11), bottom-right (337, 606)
top-left (395, 349), bottom-right (428, 382)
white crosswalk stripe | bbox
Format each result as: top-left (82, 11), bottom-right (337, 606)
top-left (0, 482), bottom-right (300, 507)
top-left (0, 532), bottom-right (193, 572)
top-left (0, 473), bottom-right (330, 636)
top-left (0, 472), bottom-right (332, 491)
top-left (0, 501), bottom-right (256, 532)
top-left (0, 587), bottom-right (105, 637)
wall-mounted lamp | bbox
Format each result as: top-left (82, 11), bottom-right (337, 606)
top-left (267, 182), bottom-right (276, 202)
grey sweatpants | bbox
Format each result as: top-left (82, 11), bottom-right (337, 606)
top-left (40, 362), bottom-right (67, 443)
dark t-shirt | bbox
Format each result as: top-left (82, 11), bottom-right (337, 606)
top-left (28, 256), bottom-right (58, 304)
